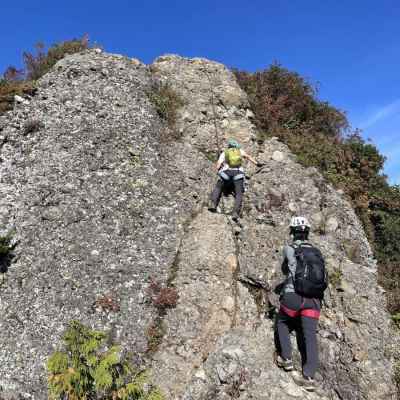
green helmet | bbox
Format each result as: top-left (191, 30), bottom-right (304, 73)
top-left (227, 138), bottom-right (240, 148)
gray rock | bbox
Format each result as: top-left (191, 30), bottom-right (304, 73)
top-left (326, 216), bottom-right (339, 233)
top-left (0, 50), bottom-right (397, 400)
top-left (147, 55), bottom-right (397, 400)
top-left (271, 150), bottom-right (285, 162)
top-left (0, 50), bottom-right (211, 397)
top-left (14, 95), bottom-right (30, 105)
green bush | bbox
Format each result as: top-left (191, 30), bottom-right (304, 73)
top-left (146, 81), bottom-right (184, 135)
top-left (47, 320), bottom-right (164, 400)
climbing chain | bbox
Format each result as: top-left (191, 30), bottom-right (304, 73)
top-left (205, 69), bottom-right (222, 154)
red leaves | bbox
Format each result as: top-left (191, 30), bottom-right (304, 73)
top-left (94, 294), bottom-right (120, 313)
top-left (147, 278), bottom-right (179, 310)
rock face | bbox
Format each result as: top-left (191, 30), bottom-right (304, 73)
top-left (0, 51), bottom-right (212, 398)
top-left (0, 50), bottom-right (397, 399)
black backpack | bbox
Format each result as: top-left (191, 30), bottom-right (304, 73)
top-left (293, 244), bottom-right (328, 299)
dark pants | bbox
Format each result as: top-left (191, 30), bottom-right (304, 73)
top-left (275, 292), bottom-right (320, 378)
top-left (210, 170), bottom-right (244, 215)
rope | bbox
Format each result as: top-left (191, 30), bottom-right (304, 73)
top-left (205, 70), bottom-right (222, 154)
top-left (205, 71), bottom-right (245, 330)
top-left (205, 71), bottom-right (248, 238)
top-left (206, 69), bottom-right (231, 219)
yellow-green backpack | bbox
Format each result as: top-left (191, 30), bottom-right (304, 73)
top-left (225, 148), bottom-right (242, 168)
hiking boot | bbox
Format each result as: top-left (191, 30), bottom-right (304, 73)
top-left (293, 373), bottom-right (316, 392)
top-left (208, 201), bottom-right (218, 213)
top-left (276, 355), bottom-right (294, 372)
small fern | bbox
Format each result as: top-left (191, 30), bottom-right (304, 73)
top-left (47, 320), bottom-right (164, 400)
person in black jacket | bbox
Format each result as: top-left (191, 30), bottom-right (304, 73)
top-left (275, 216), bottom-right (323, 392)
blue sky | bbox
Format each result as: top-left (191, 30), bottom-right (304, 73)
top-left (1, 0), bottom-right (399, 183)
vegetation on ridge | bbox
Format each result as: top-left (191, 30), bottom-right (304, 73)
top-left (146, 80), bottom-right (184, 141)
top-left (234, 64), bottom-right (400, 315)
top-left (47, 320), bottom-right (164, 400)
top-left (0, 36), bottom-right (89, 114)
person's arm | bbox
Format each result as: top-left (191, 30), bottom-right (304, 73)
top-left (281, 249), bottom-right (289, 276)
top-left (284, 245), bottom-right (297, 279)
top-left (215, 152), bottom-right (225, 171)
top-left (241, 150), bottom-right (259, 166)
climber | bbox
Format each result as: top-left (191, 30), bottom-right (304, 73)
top-left (208, 138), bottom-right (259, 221)
top-left (275, 216), bottom-right (327, 392)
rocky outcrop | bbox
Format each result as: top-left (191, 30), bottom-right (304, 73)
top-left (150, 55), bottom-right (398, 400)
top-left (0, 50), bottom-right (397, 399)
top-left (0, 51), bottom-right (212, 398)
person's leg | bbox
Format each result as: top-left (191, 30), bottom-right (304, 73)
top-left (300, 315), bottom-right (319, 378)
top-left (276, 312), bottom-right (293, 361)
top-left (295, 324), bottom-right (307, 369)
top-left (276, 293), bottom-right (302, 362)
top-left (232, 177), bottom-right (244, 216)
top-left (209, 179), bottom-right (224, 210)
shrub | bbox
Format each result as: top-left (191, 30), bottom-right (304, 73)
top-left (378, 262), bottom-right (400, 315)
top-left (234, 64), bottom-right (348, 140)
top-left (146, 81), bottom-right (184, 134)
top-left (24, 36), bottom-right (89, 81)
top-left (392, 313), bottom-right (400, 328)
top-left (329, 267), bottom-right (343, 289)
top-left (47, 320), bottom-right (164, 400)
top-left (145, 318), bottom-right (166, 354)
top-left (145, 279), bottom-right (178, 353)
top-left (146, 278), bottom-right (179, 311)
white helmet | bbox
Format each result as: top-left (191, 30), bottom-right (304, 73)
top-left (289, 216), bottom-right (311, 229)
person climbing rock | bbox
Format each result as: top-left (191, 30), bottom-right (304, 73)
top-left (275, 216), bottom-right (327, 392)
top-left (208, 138), bottom-right (259, 221)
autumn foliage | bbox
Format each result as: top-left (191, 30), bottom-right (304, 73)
top-left (146, 278), bottom-right (179, 310)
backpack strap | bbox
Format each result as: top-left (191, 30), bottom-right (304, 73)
top-left (293, 244), bottom-right (304, 259)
